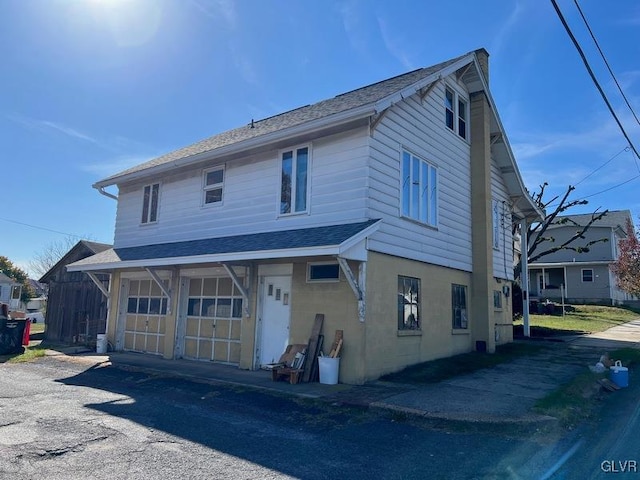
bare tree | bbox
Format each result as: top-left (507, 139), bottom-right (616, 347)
top-left (513, 183), bottom-right (608, 281)
top-left (28, 236), bottom-right (89, 279)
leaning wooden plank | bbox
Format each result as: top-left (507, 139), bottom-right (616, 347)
top-left (331, 338), bottom-right (343, 358)
top-left (310, 334), bottom-right (324, 383)
top-left (328, 330), bottom-right (343, 357)
top-left (302, 314), bottom-right (325, 383)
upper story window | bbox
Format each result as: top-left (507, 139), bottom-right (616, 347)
top-left (280, 146), bottom-right (309, 215)
top-left (141, 183), bottom-right (160, 224)
top-left (582, 269), bottom-right (594, 282)
top-left (401, 151), bottom-right (438, 226)
top-left (445, 87), bottom-right (468, 140)
top-left (203, 167), bottom-right (224, 205)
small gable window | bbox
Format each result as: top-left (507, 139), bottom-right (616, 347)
top-left (141, 183), bottom-right (160, 224)
top-left (582, 269), bottom-right (594, 282)
top-left (203, 167), bottom-right (224, 205)
top-left (445, 86), bottom-right (468, 140)
top-left (280, 146), bottom-right (309, 215)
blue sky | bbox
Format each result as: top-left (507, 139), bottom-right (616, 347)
top-left (2, 0), bottom-right (640, 277)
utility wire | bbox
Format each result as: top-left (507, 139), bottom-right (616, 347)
top-left (576, 174), bottom-right (640, 201)
top-left (573, 0), bottom-right (640, 128)
top-left (0, 216), bottom-right (84, 238)
top-left (574, 145), bottom-right (630, 186)
top-left (550, 0), bottom-right (640, 173)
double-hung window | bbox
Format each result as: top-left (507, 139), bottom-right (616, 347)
top-left (445, 87), bottom-right (468, 140)
top-left (582, 269), bottom-right (594, 282)
top-left (280, 146), bottom-right (309, 215)
top-left (141, 183), bottom-right (160, 224)
top-left (203, 167), bottom-right (224, 205)
top-left (401, 151), bottom-right (438, 226)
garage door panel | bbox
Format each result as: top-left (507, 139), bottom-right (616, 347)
top-left (229, 343), bottom-right (241, 364)
top-left (230, 320), bottom-right (241, 341)
top-left (186, 318), bottom-right (199, 337)
top-left (213, 341), bottom-right (229, 362)
top-left (184, 338), bottom-right (198, 357)
top-left (200, 320), bottom-right (214, 338)
top-left (215, 319), bottom-right (230, 339)
top-left (124, 333), bottom-right (135, 350)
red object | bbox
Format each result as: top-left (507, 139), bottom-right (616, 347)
top-left (22, 319), bottom-right (31, 346)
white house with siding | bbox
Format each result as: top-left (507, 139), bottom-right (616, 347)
top-left (68, 49), bottom-right (541, 384)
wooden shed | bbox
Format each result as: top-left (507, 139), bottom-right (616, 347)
top-left (40, 241), bottom-right (112, 345)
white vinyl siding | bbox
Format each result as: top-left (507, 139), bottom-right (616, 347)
top-left (368, 79), bottom-right (473, 272)
top-left (113, 128), bottom-right (369, 248)
top-left (490, 158), bottom-right (514, 281)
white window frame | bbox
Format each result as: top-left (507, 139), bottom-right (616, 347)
top-left (279, 145), bottom-right (310, 216)
top-left (307, 262), bottom-right (340, 283)
top-left (452, 284), bottom-right (469, 330)
top-left (401, 150), bottom-right (438, 227)
top-left (141, 182), bottom-right (160, 225)
top-left (582, 269), bottom-right (594, 282)
top-left (202, 166), bottom-right (225, 206)
top-left (444, 86), bottom-right (469, 140)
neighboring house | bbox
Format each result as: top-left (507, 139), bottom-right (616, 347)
top-left (528, 210), bottom-right (635, 306)
top-left (68, 49), bottom-right (541, 384)
top-left (0, 272), bottom-right (21, 311)
top-left (40, 241), bottom-right (113, 344)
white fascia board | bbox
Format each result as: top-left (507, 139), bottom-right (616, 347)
top-left (67, 244), bottom-right (343, 272)
top-left (374, 55), bottom-right (474, 112)
top-left (93, 104), bottom-right (375, 189)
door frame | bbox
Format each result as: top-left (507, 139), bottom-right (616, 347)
top-left (254, 264), bottom-right (293, 369)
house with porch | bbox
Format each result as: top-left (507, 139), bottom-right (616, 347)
top-left (528, 210), bottom-right (635, 306)
top-left (68, 49), bottom-right (541, 384)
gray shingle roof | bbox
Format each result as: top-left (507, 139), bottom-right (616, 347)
top-left (553, 210), bottom-right (632, 229)
top-left (69, 220), bottom-right (380, 269)
top-left (99, 52), bottom-right (471, 185)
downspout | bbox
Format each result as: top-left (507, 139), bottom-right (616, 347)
top-left (520, 218), bottom-right (530, 337)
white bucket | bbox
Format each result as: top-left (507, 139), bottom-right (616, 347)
top-left (96, 334), bottom-right (108, 354)
top-left (318, 356), bottom-right (340, 385)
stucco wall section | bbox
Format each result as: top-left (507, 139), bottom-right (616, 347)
top-left (364, 251), bottom-right (473, 381)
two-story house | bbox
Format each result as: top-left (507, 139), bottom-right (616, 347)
top-left (68, 49), bottom-right (541, 384)
top-left (528, 210), bottom-right (635, 306)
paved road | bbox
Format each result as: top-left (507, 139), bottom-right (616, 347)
top-left (0, 354), bottom-right (586, 480)
top-left (4, 353), bottom-right (640, 480)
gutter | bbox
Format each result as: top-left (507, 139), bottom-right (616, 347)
top-left (97, 186), bottom-right (118, 201)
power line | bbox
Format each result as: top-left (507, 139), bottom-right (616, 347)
top-left (0, 216), bottom-right (84, 238)
top-left (574, 145), bottom-right (630, 187)
top-left (575, 174), bottom-right (640, 201)
top-left (550, 0), bottom-right (640, 174)
top-left (573, 0), bottom-right (640, 128)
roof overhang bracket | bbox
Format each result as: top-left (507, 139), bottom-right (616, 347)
top-left (370, 109), bottom-right (390, 134)
top-left (456, 64), bottom-right (472, 81)
top-left (419, 79), bottom-right (440, 102)
top-left (336, 257), bottom-right (366, 322)
top-left (86, 272), bottom-right (110, 299)
top-left (222, 263), bottom-right (251, 317)
top-left (145, 267), bottom-right (172, 314)
top-left (490, 132), bottom-right (503, 145)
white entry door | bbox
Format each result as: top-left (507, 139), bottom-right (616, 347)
top-left (259, 276), bottom-right (291, 366)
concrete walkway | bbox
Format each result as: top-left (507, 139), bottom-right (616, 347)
top-left (44, 320), bottom-right (640, 424)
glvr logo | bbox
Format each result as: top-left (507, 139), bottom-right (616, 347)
top-left (601, 460), bottom-right (638, 473)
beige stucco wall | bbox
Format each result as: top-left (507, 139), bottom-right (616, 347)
top-left (363, 251), bottom-right (474, 382)
top-left (288, 258), bottom-right (364, 384)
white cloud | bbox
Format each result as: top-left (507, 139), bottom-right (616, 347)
top-left (376, 15), bottom-right (415, 70)
top-left (490, 2), bottom-right (524, 58)
top-left (337, 0), bottom-right (370, 58)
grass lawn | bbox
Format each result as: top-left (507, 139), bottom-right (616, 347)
top-left (514, 305), bottom-right (639, 337)
top-left (29, 322), bottom-right (46, 335)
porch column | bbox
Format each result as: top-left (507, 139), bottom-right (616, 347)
top-left (520, 218), bottom-right (530, 337)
